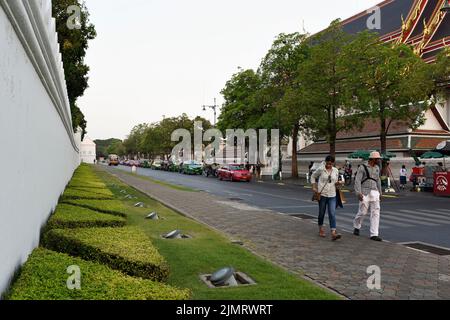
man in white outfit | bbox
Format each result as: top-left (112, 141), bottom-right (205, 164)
top-left (353, 151), bottom-right (383, 242)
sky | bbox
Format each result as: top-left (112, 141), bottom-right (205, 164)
top-left (78, 0), bottom-right (382, 141)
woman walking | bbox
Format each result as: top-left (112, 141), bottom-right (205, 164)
top-left (311, 156), bottom-right (343, 241)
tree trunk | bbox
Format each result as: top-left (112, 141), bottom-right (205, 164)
top-left (380, 112), bottom-right (388, 175)
top-left (291, 123), bottom-right (299, 179)
top-left (329, 140), bottom-right (336, 158)
top-left (380, 118), bottom-right (387, 155)
top-left (329, 106), bottom-right (337, 158)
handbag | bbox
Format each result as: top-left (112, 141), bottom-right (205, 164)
top-left (336, 187), bottom-right (346, 208)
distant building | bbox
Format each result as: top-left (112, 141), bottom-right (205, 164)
top-left (80, 136), bottom-right (97, 164)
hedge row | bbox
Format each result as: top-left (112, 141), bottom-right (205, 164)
top-left (6, 248), bottom-right (189, 300)
top-left (61, 199), bottom-right (127, 218)
top-left (7, 164), bottom-right (189, 300)
top-left (61, 188), bottom-right (114, 201)
top-left (46, 204), bottom-right (126, 230)
top-left (42, 227), bottom-right (169, 282)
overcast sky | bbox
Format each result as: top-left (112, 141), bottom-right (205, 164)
top-left (78, 0), bottom-right (381, 140)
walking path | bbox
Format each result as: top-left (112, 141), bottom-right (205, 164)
top-left (100, 166), bottom-right (450, 300)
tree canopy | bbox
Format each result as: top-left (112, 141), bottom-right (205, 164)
top-left (53, 0), bottom-right (97, 138)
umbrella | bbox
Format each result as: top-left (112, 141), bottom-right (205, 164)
top-left (348, 150), bottom-right (370, 159)
top-left (420, 151), bottom-right (445, 159)
top-left (421, 151), bottom-right (447, 169)
top-left (435, 140), bottom-right (450, 156)
top-left (348, 150), bottom-right (395, 161)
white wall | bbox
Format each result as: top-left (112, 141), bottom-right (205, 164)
top-left (0, 0), bottom-right (79, 296)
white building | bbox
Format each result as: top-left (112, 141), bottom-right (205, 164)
top-left (80, 136), bottom-right (97, 164)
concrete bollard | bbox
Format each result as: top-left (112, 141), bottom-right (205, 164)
top-left (132, 165), bottom-right (137, 174)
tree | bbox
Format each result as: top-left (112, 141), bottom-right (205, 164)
top-left (297, 21), bottom-right (362, 157)
top-left (53, 0), bottom-right (96, 138)
top-left (107, 140), bottom-right (126, 156)
top-left (123, 114), bottom-right (212, 160)
top-left (95, 138), bottom-right (122, 158)
top-left (218, 69), bottom-right (262, 132)
top-left (123, 124), bottom-right (148, 157)
top-left (258, 33), bottom-right (310, 178)
top-left (348, 31), bottom-right (436, 156)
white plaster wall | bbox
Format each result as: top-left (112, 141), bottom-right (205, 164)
top-left (0, 1), bottom-right (79, 296)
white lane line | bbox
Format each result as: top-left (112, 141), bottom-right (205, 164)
top-left (412, 210), bottom-right (450, 222)
top-left (399, 210), bottom-right (450, 225)
top-left (381, 211), bottom-right (439, 227)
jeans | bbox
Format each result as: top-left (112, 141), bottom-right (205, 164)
top-left (318, 196), bottom-right (337, 230)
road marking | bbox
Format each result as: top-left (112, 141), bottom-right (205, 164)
top-left (412, 210), bottom-right (450, 222)
top-left (399, 210), bottom-right (450, 225)
top-left (383, 211), bottom-right (440, 226)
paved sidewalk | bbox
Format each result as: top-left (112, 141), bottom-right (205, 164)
top-left (100, 166), bottom-right (450, 300)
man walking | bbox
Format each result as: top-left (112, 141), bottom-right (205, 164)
top-left (353, 151), bottom-right (383, 242)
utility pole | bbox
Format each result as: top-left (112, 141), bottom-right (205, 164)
top-left (202, 98), bottom-right (218, 126)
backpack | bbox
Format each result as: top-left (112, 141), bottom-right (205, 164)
top-left (361, 164), bottom-right (378, 185)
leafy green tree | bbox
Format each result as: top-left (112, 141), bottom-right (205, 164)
top-left (296, 21), bottom-right (362, 157)
top-left (218, 69), bottom-right (262, 132)
top-left (94, 138), bottom-right (122, 158)
top-left (123, 124), bottom-right (149, 157)
top-left (107, 140), bottom-right (126, 156)
top-left (347, 31), bottom-right (436, 156)
top-left (53, 0), bottom-right (96, 138)
top-left (257, 33), bottom-right (310, 177)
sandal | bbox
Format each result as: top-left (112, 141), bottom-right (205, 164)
top-left (331, 230), bottom-right (342, 241)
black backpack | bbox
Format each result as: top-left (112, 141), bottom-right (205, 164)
top-left (361, 164), bottom-right (378, 185)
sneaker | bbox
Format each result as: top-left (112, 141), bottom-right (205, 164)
top-left (370, 236), bottom-right (383, 242)
top-left (353, 228), bottom-right (360, 236)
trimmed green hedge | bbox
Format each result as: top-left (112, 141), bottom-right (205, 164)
top-left (69, 186), bottom-right (114, 197)
top-left (46, 204), bottom-right (126, 230)
top-left (43, 227), bottom-right (170, 282)
top-left (61, 199), bottom-right (127, 217)
top-left (61, 188), bottom-right (114, 200)
top-left (68, 179), bottom-right (107, 189)
top-left (6, 248), bottom-right (190, 300)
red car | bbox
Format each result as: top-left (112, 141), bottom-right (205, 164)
top-left (217, 164), bottom-right (252, 182)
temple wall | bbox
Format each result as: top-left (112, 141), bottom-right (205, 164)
top-left (0, 0), bottom-right (80, 296)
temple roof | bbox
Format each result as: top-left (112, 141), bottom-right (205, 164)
top-left (339, 0), bottom-right (450, 61)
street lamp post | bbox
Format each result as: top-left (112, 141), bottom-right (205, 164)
top-left (202, 98), bottom-right (218, 126)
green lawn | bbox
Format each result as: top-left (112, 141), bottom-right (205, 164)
top-left (95, 168), bottom-right (340, 300)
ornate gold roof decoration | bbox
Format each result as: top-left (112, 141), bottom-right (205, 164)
top-left (416, 0), bottom-right (448, 56)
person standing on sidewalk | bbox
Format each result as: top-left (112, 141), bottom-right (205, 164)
top-left (353, 151), bottom-right (383, 242)
top-left (399, 165), bottom-right (408, 190)
top-left (311, 156), bottom-right (343, 241)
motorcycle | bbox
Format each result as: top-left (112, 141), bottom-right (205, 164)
top-left (344, 168), bottom-right (353, 186)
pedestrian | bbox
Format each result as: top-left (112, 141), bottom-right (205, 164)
top-left (399, 165), bottom-right (408, 190)
top-left (256, 161), bottom-right (261, 180)
top-left (311, 156), bottom-right (343, 241)
top-left (353, 151), bottom-right (383, 242)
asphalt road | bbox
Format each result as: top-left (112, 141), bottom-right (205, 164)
top-left (108, 165), bottom-right (450, 250)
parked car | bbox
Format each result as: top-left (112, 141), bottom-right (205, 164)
top-left (168, 161), bottom-right (180, 172)
top-left (140, 159), bottom-right (151, 168)
top-left (203, 163), bottom-right (220, 177)
top-left (108, 154), bottom-right (119, 166)
top-left (151, 160), bottom-right (163, 170)
top-left (161, 160), bottom-right (170, 171)
top-left (217, 164), bottom-right (252, 182)
top-left (181, 161), bottom-right (203, 175)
